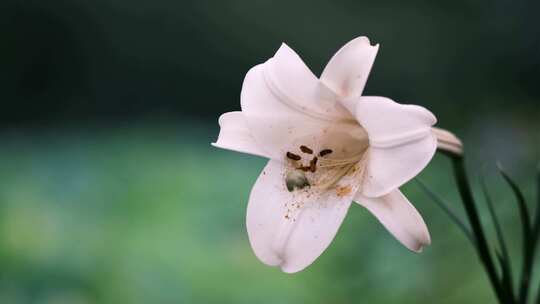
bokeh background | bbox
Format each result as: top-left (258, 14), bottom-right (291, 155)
top-left (1, 0), bottom-right (540, 303)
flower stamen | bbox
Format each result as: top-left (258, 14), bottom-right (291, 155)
top-left (285, 147), bottom-right (364, 191)
top-left (286, 152), bottom-right (301, 161)
top-left (319, 149), bottom-right (333, 157)
top-left (315, 162), bottom-right (357, 190)
top-left (318, 154), bottom-right (364, 168)
top-left (309, 157), bottom-right (318, 173)
top-left (300, 145), bottom-right (313, 154)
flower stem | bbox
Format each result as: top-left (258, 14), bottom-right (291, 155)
top-left (445, 154), bottom-right (508, 303)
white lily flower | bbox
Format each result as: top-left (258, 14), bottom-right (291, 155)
top-left (212, 37), bottom-right (462, 273)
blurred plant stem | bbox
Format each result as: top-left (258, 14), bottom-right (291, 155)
top-left (498, 165), bottom-right (533, 303)
top-left (431, 149), bottom-right (540, 304)
top-left (447, 154), bottom-right (508, 303)
top-left (481, 176), bottom-right (515, 301)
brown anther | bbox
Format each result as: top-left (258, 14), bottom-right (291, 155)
top-left (297, 166), bottom-right (311, 172)
top-left (309, 157), bottom-right (318, 173)
top-left (300, 145), bottom-right (313, 154)
top-left (286, 152), bottom-right (301, 161)
top-left (319, 149), bottom-right (333, 157)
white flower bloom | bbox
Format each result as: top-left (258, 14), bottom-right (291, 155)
top-left (212, 37), bottom-right (462, 273)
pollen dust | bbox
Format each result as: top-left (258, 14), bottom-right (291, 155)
top-left (335, 185), bottom-right (352, 197)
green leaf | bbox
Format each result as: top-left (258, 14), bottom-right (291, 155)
top-left (449, 157), bottom-right (505, 303)
top-left (533, 164), bottom-right (540, 304)
top-left (481, 176), bottom-right (513, 295)
top-left (497, 162), bottom-right (533, 303)
top-left (497, 163), bottom-right (532, 241)
top-left (534, 163), bottom-right (540, 240)
top-left (415, 178), bottom-right (474, 245)
top-left (495, 250), bottom-right (515, 302)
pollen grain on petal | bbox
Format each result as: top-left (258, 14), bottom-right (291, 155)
top-left (336, 185), bottom-right (352, 197)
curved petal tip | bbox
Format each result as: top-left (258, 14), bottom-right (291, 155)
top-left (355, 190), bottom-right (431, 253)
top-left (351, 36), bottom-right (380, 48)
top-left (320, 36), bottom-right (380, 109)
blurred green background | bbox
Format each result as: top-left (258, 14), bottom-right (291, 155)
top-left (1, 0), bottom-right (539, 303)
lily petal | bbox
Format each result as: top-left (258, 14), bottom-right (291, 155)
top-left (212, 111), bottom-right (270, 158)
top-left (320, 37), bottom-right (379, 113)
top-left (247, 160), bottom-right (359, 273)
top-left (240, 63), bottom-right (362, 160)
top-left (355, 189), bottom-right (431, 252)
top-left (265, 43), bottom-right (352, 119)
top-left (356, 96), bottom-right (437, 197)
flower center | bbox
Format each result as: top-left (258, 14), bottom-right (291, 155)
top-left (285, 145), bottom-right (365, 192)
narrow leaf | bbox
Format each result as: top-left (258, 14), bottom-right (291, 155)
top-left (480, 177), bottom-right (513, 296)
top-left (535, 279), bottom-right (540, 304)
top-left (450, 157), bottom-right (505, 302)
top-left (533, 164), bottom-right (540, 304)
top-left (497, 163), bottom-right (533, 303)
top-left (481, 176), bottom-right (508, 248)
top-left (495, 250), bottom-right (515, 302)
top-left (497, 162), bottom-right (532, 239)
top-left (415, 178), bottom-right (475, 245)
top-left (534, 163), bottom-right (540, 242)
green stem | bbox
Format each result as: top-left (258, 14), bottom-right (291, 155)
top-left (448, 155), bottom-right (508, 303)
